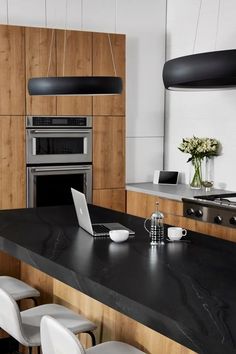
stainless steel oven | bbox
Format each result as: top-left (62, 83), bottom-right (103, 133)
top-left (27, 165), bottom-right (92, 208)
top-left (26, 116), bottom-right (92, 164)
top-left (26, 116), bottom-right (93, 208)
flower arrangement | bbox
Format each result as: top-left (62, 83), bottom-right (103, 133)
top-left (178, 136), bottom-right (220, 189)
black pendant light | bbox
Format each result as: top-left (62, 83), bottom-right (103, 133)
top-left (163, 0), bottom-right (236, 91)
top-left (28, 0), bottom-right (122, 96)
top-left (163, 49), bottom-right (236, 90)
top-left (28, 76), bottom-right (122, 96)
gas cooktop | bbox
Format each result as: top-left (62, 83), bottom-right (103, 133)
top-left (183, 192), bottom-right (236, 227)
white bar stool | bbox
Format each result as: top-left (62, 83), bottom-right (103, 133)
top-left (41, 315), bottom-right (146, 354)
top-left (0, 288), bottom-right (97, 354)
top-left (0, 276), bottom-right (40, 305)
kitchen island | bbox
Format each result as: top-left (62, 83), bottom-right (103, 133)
top-left (0, 204), bottom-right (236, 354)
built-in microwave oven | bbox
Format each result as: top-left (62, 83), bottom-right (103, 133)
top-left (26, 116), bottom-right (92, 165)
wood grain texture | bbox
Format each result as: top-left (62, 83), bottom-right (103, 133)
top-left (126, 191), bottom-right (183, 219)
top-left (0, 116), bottom-right (26, 209)
top-left (93, 116), bottom-right (125, 189)
top-left (25, 27), bottom-right (57, 115)
top-left (20, 263), bottom-right (53, 307)
top-left (56, 30), bottom-right (92, 115)
top-left (53, 278), bottom-right (196, 354)
top-left (93, 33), bottom-right (125, 116)
top-left (126, 191), bottom-right (236, 242)
top-left (93, 189), bottom-right (125, 212)
top-left (0, 25), bottom-right (25, 115)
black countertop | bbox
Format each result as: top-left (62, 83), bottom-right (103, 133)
top-left (0, 204), bottom-right (236, 354)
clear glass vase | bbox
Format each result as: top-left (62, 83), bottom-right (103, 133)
top-left (189, 157), bottom-right (202, 189)
top-left (201, 156), bottom-right (214, 191)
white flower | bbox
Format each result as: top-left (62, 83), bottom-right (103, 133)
top-left (178, 136), bottom-right (220, 162)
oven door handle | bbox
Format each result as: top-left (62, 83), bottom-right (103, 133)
top-left (31, 166), bottom-right (91, 173)
top-left (30, 129), bottom-right (91, 134)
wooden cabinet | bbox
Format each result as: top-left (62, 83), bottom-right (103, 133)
top-left (93, 33), bottom-right (125, 116)
top-left (0, 116), bottom-right (26, 209)
top-left (93, 116), bottom-right (125, 189)
top-left (93, 189), bottom-right (125, 212)
top-left (25, 27), bottom-right (57, 115)
top-left (0, 26), bottom-right (25, 115)
top-left (26, 28), bottom-right (93, 116)
top-left (92, 115), bottom-right (125, 211)
top-left (56, 30), bottom-right (92, 115)
top-left (126, 190), bottom-right (236, 242)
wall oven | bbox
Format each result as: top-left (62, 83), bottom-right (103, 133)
top-left (26, 116), bottom-right (92, 208)
top-left (26, 116), bottom-right (92, 164)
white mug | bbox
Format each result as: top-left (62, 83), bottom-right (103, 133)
top-left (167, 227), bottom-right (187, 241)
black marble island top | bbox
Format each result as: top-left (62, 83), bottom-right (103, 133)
top-left (0, 205), bottom-right (236, 354)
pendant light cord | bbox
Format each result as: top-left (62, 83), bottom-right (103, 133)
top-left (62, 0), bottom-right (69, 76)
top-left (214, 0), bottom-right (221, 50)
top-left (193, 0), bottom-right (203, 54)
top-left (108, 34), bottom-right (117, 77)
top-left (6, 0), bottom-right (9, 25)
top-left (45, 0), bottom-right (47, 28)
top-left (47, 30), bottom-right (55, 77)
top-left (81, 0), bottom-right (84, 30)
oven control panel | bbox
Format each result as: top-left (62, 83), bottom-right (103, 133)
top-left (183, 201), bottom-right (236, 228)
top-left (26, 116), bottom-right (92, 128)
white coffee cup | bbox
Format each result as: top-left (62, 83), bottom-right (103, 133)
top-left (109, 230), bottom-right (129, 243)
top-left (167, 227), bottom-right (187, 241)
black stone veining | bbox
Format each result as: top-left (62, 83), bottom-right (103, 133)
top-left (0, 205), bottom-right (236, 354)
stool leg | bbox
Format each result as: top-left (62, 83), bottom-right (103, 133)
top-left (85, 331), bottom-right (96, 346)
top-left (29, 297), bottom-right (38, 306)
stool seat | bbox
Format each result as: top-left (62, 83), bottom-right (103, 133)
top-left (21, 303), bottom-right (97, 346)
top-left (0, 276), bottom-right (40, 301)
top-left (86, 341), bottom-right (145, 354)
top-left (41, 315), bottom-right (146, 354)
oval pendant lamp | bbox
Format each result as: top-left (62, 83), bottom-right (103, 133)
top-left (163, 0), bottom-right (236, 91)
top-left (28, 0), bottom-right (122, 96)
top-left (28, 76), bottom-right (122, 96)
top-left (163, 49), bottom-right (236, 91)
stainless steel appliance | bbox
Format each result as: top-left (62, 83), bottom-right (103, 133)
top-left (183, 193), bottom-right (236, 228)
top-left (26, 116), bottom-right (92, 164)
top-left (26, 116), bottom-right (92, 208)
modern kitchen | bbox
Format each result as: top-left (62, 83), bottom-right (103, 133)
top-left (0, 1), bottom-right (236, 354)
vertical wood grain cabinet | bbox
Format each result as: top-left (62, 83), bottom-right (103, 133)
top-left (92, 33), bottom-right (126, 212)
top-left (0, 26), bottom-right (25, 115)
top-left (56, 30), bottom-right (93, 115)
top-left (25, 27), bottom-right (57, 115)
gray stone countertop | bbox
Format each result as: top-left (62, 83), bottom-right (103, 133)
top-left (126, 182), bottom-right (235, 201)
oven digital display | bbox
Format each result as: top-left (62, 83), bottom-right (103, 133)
top-left (52, 118), bottom-right (67, 125)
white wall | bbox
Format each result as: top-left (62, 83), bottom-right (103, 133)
top-left (1, 0), bottom-right (166, 184)
top-left (165, 0), bottom-right (236, 190)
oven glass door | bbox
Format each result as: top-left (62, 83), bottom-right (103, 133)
top-left (27, 165), bottom-right (92, 208)
top-left (26, 129), bottom-right (92, 164)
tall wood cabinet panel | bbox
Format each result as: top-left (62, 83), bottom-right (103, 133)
top-left (0, 116), bottom-right (26, 209)
top-left (56, 30), bottom-right (92, 115)
top-left (25, 27), bottom-right (57, 115)
top-left (93, 33), bottom-right (125, 116)
top-left (0, 26), bottom-right (25, 115)
top-left (93, 116), bottom-right (125, 190)
top-left (93, 189), bottom-right (125, 212)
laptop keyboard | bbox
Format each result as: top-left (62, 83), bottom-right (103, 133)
top-left (92, 224), bottom-right (110, 234)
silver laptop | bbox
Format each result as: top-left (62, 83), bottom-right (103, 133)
top-left (71, 188), bottom-right (135, 236)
